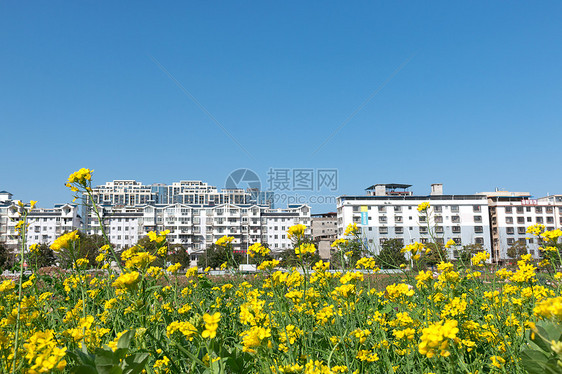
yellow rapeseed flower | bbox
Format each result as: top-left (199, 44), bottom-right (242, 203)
top-left (287, 224), bottom-right (307, 240)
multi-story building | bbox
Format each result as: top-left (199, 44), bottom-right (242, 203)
top-left (484, 191), bottom-right (562, 262)
top-left (85, 202), bottom-right (310, 261)
top-left (87, 205), bottom-right (143, 249)
top-left (0, 191), bottom-right (15, 249)
top-left (311, 212), bottom-right (337, 260)
top-left (88, 180), bottom-right (273, 207)
top-left (311, 212), bottom-right (338, 240)
top-left (262, 205), bottom-right (311, 255)
top-left (0, 191), bottom-right (82, 250)
top-left (85, 179), bottom-right (274, 228)
top-left (337, 183), bottom-right (492, 260)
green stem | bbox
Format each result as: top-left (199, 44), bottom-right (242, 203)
top-left (85, 189), bottom-right (124, 271)
top-left (12, 211), bottom-right (28, 374)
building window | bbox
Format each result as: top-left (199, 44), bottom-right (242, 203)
top-left (506, 217), bottom-right (513, 224)
top-left (435, 226), bottom-right (444, 233)
top-left (451, 206), bottom-right (459, 213)
top-left (475, 237), bottom-right (484, 244)
top-left (434, 206), bottom-right (442, 213)
top-left (537, 217), bottom-right (544, 223)
top-left (435, 216), bottom-right (443, 223)
top-left (475, 226), bottom-right (483, 233)
top-left (505, 207), bottom-right (512, 213)
top-left (518, 227), bottom-right (526, 234)
top-left (474, 215), bottom-right (482, 223)
top-left (473, 205), bottom-right (481, 212)
top-left (536, 207), bottom-right (542, 213)
top-left (547, 216), bottom-right (554, 224)
top-left (395, 216), bottom-right (403, 223)
top-left (379, 227), bottom-right (388, 234)
top-left (378, 206), bottom-right (386, 213)
top-left (394, 206), bottom-right (402, 212)
top-left (507, 238), bottom-right (515, 245)
top-left (395, 227), bottom-right (404, 234)
top-left (420, 227), bottom-right (428, 234)
top-left (419, 216), bottom-right (427, 222)
top-left (451, 216), bottom-right (460, 223)
top-left (379, 216), bottom-right (387, 223)
top-left (452, 226), bottom-right (461, 234)
top-left (507, 227), bottom-right (514, 235)
top-left (516, 207), bottom-right (523, 213)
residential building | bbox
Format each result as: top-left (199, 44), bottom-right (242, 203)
top-left (483, 191), bottom-right (561, 261)
top-left (262, 205), bottom-right (311, 256)
top-left (0, 192), bottom-right (81, 250)
top-left (337, 183), bottom-right (492, 260)
top-left (311, 212), bottom-right (337, 259)
top-left (85, 202), bottom-right (310, 263)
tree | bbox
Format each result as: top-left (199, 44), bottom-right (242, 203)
top-left (0, 244), bottom-right (14, 271)
top-left (376, 239), bottom-right (407, 269)
top-left (25, 244), bottom-right (56, 269)
top-left (420, 242), bottom-right (448, 268)
top-left (168, 244), bottom-right (191, 269)
top-left (197, 244), bottom-right (244, 270)
top-left (280, 238), bottom-right (321, 268)
top-left (56, 232), bottom-right (106, 269)
top-left (507, 241), bottom-right (527, 260)
top-left (330, 238), bottom-right (363, 270)
top-left (458, 243), bottom-right (484, 264)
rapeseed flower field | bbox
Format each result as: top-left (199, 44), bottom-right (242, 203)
top-left (2, 169), bottom-right (562, 373)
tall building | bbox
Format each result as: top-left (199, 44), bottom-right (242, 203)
top-left (337, 183), bottom-right (492, 260)
top-left (86, 180), bottom-right (273, 208)
top-left (311, 212), bottom-right (338, 260)
top-left (0, 191), bottom-right (81, 250)
top-left (483, 191), bottom-right (562, 262)
top-left (85, 202), bottom-right (310, 262)
top-left (262, 205), bottom-right (311, 254)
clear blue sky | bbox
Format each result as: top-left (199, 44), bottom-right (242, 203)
top-left (1, 1), bottom-right (561, 213)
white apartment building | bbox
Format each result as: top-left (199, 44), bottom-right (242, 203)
top-left (87, 206), bottom-right (143, 249)
top-left (86, 202), bottom-right (310, 261)
top-left (337, 184), bottom-right (492, 260)
top-left (89, 180), bottom-right (156, 206)
top-left (166, 181), bottom-right (249, 205)
top-left (262, 205), bottom-right (311, 255)
top-left (87, 180), bottom-right (270, 208)
top-left (484, 191), bottom-right (562, 261)
top-left (0, 192), bottom-right (82, 250)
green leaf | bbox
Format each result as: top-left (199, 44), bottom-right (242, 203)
top-left (544, 358), bottom-right (562, 374)
top-left (70, 365), bottom-right (98, 374)
top-left (531, 324), bottom-right (554, 353)
top-left (520, 349), bottom-right (549, 374)
top-left (117, 330), bottom-right (136, 350)
top-left (93, 348), bottom-right (118, 368)
top-left (122, 353), bottom-right (150, 374)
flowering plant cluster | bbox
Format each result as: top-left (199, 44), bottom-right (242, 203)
top-left (3, 172), bottom-right (562, 373)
